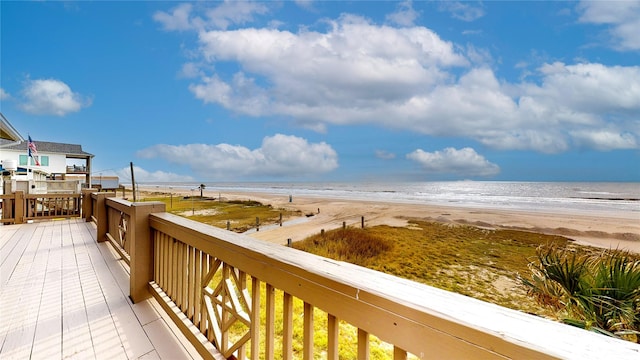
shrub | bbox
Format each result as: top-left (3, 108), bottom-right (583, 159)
top-left (522, 244), bottom-right (640, 342)
top-left (294, 228), bottom-right (392, 266)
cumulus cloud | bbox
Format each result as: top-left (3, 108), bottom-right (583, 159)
top-left (114, 166), bottom-right (194, 183)
top-left (0, 88), bottom-right (10, 100)
top-left (188, 14), bottom-right (467, 122)
top-left (578, 0), bottom-right (640, 51)
top-left (155, 4), bottom-right (640, 154)
top-left (19, 78), bottom-right (91, 116)
top-left (406, 147), bottom-right (500, 177)
top-left (570, 129), bottom-right (637, 151)
top-left (137, 134), bottom-right (338, 179)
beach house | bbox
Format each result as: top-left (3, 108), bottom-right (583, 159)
top-left (0, 112), bottom-right (94, 193)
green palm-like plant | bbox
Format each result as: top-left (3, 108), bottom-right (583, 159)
top-left (522, 244), bottom-right (640, 343)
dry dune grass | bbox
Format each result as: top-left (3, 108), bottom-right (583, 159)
top-left (294, 221), bottom-right (605, 316)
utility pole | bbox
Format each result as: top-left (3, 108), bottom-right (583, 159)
top-left (130, 162), bottom-right (137, 202)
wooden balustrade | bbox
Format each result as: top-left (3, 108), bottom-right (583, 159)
top-left (80, 193), bottom-right (639, 359)
top-left (1, 191), bottom-right (82, 224)
top-left (0, 192), bottom-right (21, 224)
top-left (105, 197), bottom-right (133, 264)
top-left (142, 212), bottom-right (640, 360)
top-left (25, 193), bottom-right (81, 220)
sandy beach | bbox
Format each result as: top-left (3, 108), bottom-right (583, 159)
top-left (137, 186), bottom-right (640, 253)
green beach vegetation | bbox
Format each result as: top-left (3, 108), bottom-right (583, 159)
top-left (522, 244), bottom-right (640, 342)
top-left (140, 192), bottom-right (301, 232)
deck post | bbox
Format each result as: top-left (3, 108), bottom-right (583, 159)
top-left (93, 192), bottom-right (115, 242)
top-left (129, 201), bottom-right (166, 303)
top-left (14, 191), bottom-right (25, 224)
top-left (82, 189), bottom-right (97, 221)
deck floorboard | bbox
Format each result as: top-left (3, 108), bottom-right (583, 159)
top-left (0, 219), bottom-right (200, 359)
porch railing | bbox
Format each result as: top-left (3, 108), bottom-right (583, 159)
top-left (84, 192), bottom-right (640, 359)
top-left (0, 191), bottom-right (82, 224)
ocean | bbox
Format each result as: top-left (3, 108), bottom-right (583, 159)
top-left (139, 181), bottom-right (640, 218)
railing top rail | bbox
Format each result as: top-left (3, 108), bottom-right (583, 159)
top-left (90, 191), bottom-right (117, 199)
top-left (105, 197), bottom-right (132, 207)
top-left (25, 193), bottom-right (81, 199)
top-left (149, 212), bottom-right (640, 359)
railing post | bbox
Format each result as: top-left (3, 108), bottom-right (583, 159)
top-left (130, 201), bottom-right (166, 303)
top-left (94, 192), bottom-right (115, 242)
top-left (14, 191), bottom-right (25, 224)
top-left (82, 189), bottom-right (97, 221)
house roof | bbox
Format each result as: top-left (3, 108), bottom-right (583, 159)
top-left (0, 113), bottom-right (24, 142)
top-left (0, 112), bottom-right (93, 158)
top-left (1, 139), bottom-right (94, 158)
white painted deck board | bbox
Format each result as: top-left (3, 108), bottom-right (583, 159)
top-left (0, 223), bottom-right (47, 359)
top-left (0, 219), bottom-right (201, 360)
top-left (31, 222), bottom-right (63, 359)
top-left (0, 225), bottom-right (18, 251)
top-left (0, 222), bottom-right (36, 286)
top-left (61, 221), bottom-right (95, 359)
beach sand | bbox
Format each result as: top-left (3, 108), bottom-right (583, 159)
top-left (136, 186), bottom-right (640, 253)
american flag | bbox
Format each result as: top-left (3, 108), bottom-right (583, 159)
top-left (28, 135), bottom-right (40, 166)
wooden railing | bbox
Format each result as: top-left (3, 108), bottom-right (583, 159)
top-left (0, 191), bottom-right (82, 224)
top-left (0, 193), bottom-right (20, 224)
top-left (88, 194), bottom-right (640, 360)
top-left (26, 193), bottom-right (81, 220)
top-left (105, 197), bottom-right (133, 264)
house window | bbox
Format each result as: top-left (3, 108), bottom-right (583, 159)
top-left (18, 154), bottom-right (49, 166)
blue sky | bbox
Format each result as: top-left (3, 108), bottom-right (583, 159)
top-left (1, 1), bottom-right (639, 182)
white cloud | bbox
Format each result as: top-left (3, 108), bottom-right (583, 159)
top-left (189, 73), bottom-right (269, 116)
top-left (205, 0), bottom-right (269, 30)
top-left (114, 166), bottom-right (194, 183)
top-left (137, 134), bottom-right (338, 179)
top-left (154, 1), bottom-right (269, 32)
top-left (0, 88), bottom-right (10, 100)
top-left (578, 0), bottom-right (640, 51)
top-left (190, 14), bottom-right (468, 122)
top-left (294, 0), bottom-right (315, 11)
top-left (528, 62), bottom-right (640, 114)
top-left (179, 62), bottom-right (204, 78)
top-left (406, 147), bottom-right (500, 177)
top-left (19, 78), bottom-right (91, 116)
top-left (386, 0), bottom-right (419, 27)
top-left (439, 1), bottom-right (485, 22)
top-left (375, 150), bottom-right (396, 160)
top-left (153, 3), bottom-right (195, 31)
top-left (158, 7), bottom-right (640, 154)
top-left (570, 129), bottom-right (637, 151)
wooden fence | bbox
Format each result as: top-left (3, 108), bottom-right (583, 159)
top-left (83, 192), bottom-right (640, 359)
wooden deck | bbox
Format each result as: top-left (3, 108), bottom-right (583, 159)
top-left (0, 218), bottom-right (200, 359)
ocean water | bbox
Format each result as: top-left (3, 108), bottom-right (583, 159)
top-left (142, 181), bottom-right (640, 217)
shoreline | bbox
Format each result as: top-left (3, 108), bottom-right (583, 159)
top-left (135, 185), bottom-right (640, 253)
